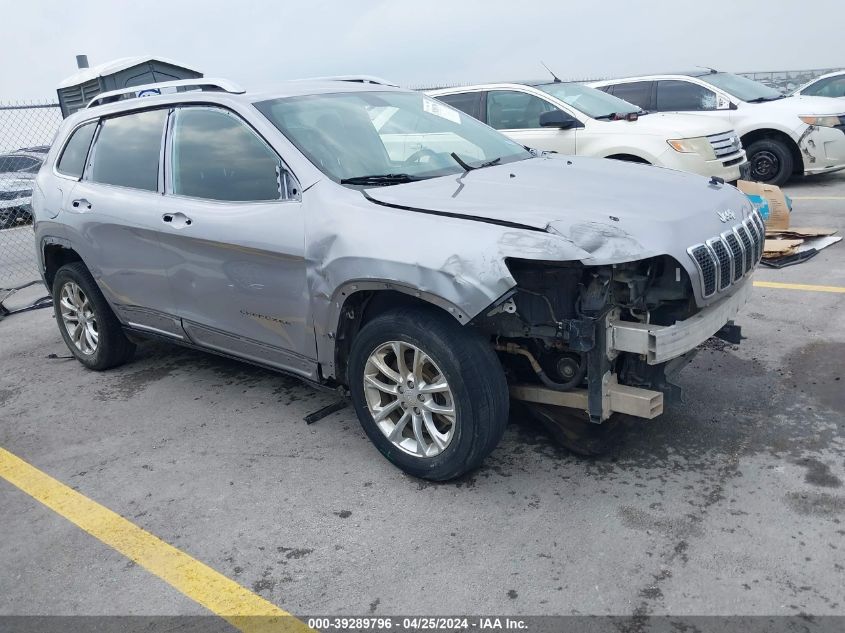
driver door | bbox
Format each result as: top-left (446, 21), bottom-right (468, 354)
top-left (485, 89), bottom-right (578, 156)
top-left (157, 106), bottom-right (315, 378)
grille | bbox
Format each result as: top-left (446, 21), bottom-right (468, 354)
top-left (707, 131), bottom-right (743, 160)
top-left (687, 208), bottom-right (764, 298)
top-left (690, 246), bottom-right (717, 296)
top-left (737, 224), bottom-right (753, 272)
top-left (723, 232), bottom-right (744, 282)
top-left (708, 239), bottom-right (732, 290)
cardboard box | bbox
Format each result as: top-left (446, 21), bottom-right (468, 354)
top-left (736, 180), bottom-right (791, 231)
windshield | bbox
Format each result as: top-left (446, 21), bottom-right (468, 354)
top-left (703, 72), bottom-right (783, 102)
top-left (255, 91), bottom-right (532, 184)
top-left (536, 82), bottom-right (641, 118)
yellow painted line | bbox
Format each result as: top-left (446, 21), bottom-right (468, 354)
top-left (788, 196), bottom-right (845, 200)
top-left (0, 447), bottom-right (312, 633)
top-left (754, 281), bottom-right (845, 293)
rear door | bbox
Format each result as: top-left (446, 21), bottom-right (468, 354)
top-left (485, 89), bottom-right (578, 155)
top-left (157, 105), bottom-right (314, 378)
top-left (67, 108), bottom-right (182, 337)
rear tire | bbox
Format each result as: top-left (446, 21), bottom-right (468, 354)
top-left (52, 262), bottom-right (136, 371)
top-left (348, 307), bottom-right (509, 481)
top-left (747, 138), bottom-right (794, 186)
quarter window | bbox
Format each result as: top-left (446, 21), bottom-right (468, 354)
top-left (56, 121), bottom-right (97, 178)
top-left (89, 110), bottom-right (167, 191)
top-left (486, 91), bottom-right (557, 130)
top-left (607, 81), bottom-right (653, 110)
top-left (656, 80), bottom-right (718, 111)
top-left (171, 108), bottom-right (283, 202)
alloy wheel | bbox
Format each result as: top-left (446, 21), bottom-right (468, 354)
top-left (363, 341), bottom-right (456, 457)
top-left (59, 281), bottom-right (98, 355)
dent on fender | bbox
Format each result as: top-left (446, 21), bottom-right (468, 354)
top-left (798, 124), bottom-right (819, 164)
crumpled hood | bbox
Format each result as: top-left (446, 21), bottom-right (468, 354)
top-left (364, 154), bottom-right (754, 265)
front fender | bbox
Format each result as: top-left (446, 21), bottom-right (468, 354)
top-left (305, 190), bottom-right (591, 378)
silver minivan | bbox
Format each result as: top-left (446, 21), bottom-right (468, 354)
top-left (33, 78), bottom-right (762, 480)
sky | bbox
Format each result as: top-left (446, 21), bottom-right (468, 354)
top-left (1, 0), bottom-right (843, 101)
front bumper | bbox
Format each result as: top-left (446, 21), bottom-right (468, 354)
top-left (608, 278), bottom-right (752, 364)
top-left (799, 125), bottom-right (845, 175)
top-left (665, 150), bottom-right (747, 181)
top-left (509, 280), bottom-right (752, 423)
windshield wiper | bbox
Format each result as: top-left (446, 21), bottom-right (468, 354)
top-left (449, 152), bottom-right (501, 172)
top-left (746, 95), bottom-right (784, 103)
top-left (340, 173), bottom-right (420, 186)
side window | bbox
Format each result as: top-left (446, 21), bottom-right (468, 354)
top-left (89, 110), bottom-right (167, 191)
top-left (19, 157), bottom-right (42, 173)
top-left (609, 81), bottom-right (653, 110)
top-left (435, 92), bottom-right (483, 121)
top-left (56, 121), bottom-right (97, 178)
top-left (805, 76), bottom-right (845, 98)
top-left (0, 156), bottom-right (24, 171)
top-left (656, 80), bottom-right (718, 111)
top-left (486, 91), bottom-right (557, 130)
top-left (171, 108), bottom-right (284, 202)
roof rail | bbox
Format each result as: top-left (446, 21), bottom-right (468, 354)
top-left (86, 78), bottom-right (245, 109)
top-left (301, 75), bottom-right (399, 87)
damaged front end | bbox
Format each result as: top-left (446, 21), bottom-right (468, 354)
top-left (474, 255), bottom-right (750, 424)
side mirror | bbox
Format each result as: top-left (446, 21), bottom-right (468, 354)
top-left (539, 110), bottom-right (579, 129)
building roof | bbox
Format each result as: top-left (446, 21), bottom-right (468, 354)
top-left (57, 56), bottom-right (201, 89)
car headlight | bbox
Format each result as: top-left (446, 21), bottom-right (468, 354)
top-left (799, 115), bottom-right (843, 128)
top-left (13, 189), bottom-right (33, 199)
top-left (667, 137), bottom-right (716, 160)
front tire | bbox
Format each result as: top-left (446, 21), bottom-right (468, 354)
top-left (747, 138), bottom-right (794, 185)
top-left (348, 307), bottom-right (509, 481)
top-left (52, 262), bottom-right (136, 370)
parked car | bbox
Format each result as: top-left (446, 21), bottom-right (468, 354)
top-left (429, 81), bottom-right (748, 181)
top-left (0, 177), bottom-right (35, 229)
top-left (34, 77), bottom-right (762, 480)
top-left (0, 147), bottom-right (47, 229)
top-left (590, 70), bottom-right (845, 185)
top-left (791, 70), bottom-right (845, 99)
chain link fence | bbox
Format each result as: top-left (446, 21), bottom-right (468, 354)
top-left (0, 102), bottom-right (62, 313)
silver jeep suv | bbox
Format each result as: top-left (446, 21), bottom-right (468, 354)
top-left (33, 78), bottom-right (762, 480)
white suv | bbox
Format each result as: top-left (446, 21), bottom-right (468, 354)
top-left (429, 81), bottom-right (747, 181)
top-left (590, 70), bottom-right (845, 185)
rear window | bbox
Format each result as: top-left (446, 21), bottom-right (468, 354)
top-left (56, 122), bottom-right (97, 178)
top-left (89, 110), bottom-right (167, 191)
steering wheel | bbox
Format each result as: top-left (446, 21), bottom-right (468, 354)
top-left (404, 148), bottom-right (441, 165)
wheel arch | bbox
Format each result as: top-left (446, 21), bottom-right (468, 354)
top-left (42, 240), bottom-right (85, 290)
top-left (740, 128), bottom-right (803, 175)
top-left (321, 282), bottom-right (474, 386)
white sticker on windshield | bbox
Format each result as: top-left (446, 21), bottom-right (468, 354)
top-left (423, 97), bottom-right (461, 124)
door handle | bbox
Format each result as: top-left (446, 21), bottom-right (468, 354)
top-left (71, 198), bottom-right (92, 210)
top-left (162, 212), bottom-right (193, 227)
